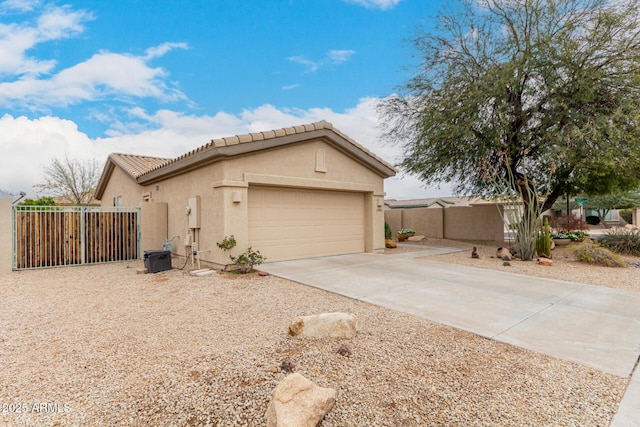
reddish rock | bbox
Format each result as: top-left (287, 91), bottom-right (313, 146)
top-left (538, 257), bottom-right (553, 266)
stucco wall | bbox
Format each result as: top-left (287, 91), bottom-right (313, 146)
top-left (140, 202), bottom-right (168, 252)
top-left (99, 166), bottom-right (145, 207)
top-left (443, 205), bottom-right (504, 242)
top-left (385, 209), bottom-right (402, 239)
top-left (403, 208), bottom-right (444, 239)
top-left (385, 204), bottom-right (505, 243)
top-left (99, 138), bottom-right (388, 267)
top-left (0, 198), bottom-right (12, 273)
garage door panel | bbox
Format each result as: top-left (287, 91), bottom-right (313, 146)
top-left (248, 187), bottom-right (365, 261)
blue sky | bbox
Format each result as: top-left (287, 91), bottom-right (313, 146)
top-left (0, 0), bottom-right (454, 198)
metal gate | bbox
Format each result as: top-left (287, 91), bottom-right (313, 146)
top-left (12, 206), bottom-right (140, 270)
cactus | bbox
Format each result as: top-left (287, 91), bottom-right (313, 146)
top-left (535, 217), bottom-right (552, 258)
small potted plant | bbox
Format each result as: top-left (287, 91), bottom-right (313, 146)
top-left (397, 228), bottom-right (416, 242)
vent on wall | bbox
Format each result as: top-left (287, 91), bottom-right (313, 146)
top-left (315, 149), bottom-right (327, 173)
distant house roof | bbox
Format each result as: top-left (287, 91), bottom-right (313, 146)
top-left (384, 196), bottom-right (488, 209)
top-left (95, 121), bottom-right (396, 200)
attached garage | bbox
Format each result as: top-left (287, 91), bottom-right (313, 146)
top-left (248, 186), bottom-right (365, 261)
top-left (95, 121), bottom-right (396, 268)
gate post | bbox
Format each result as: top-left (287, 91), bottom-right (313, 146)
top-left (0, 198), bottom-right (12, 273)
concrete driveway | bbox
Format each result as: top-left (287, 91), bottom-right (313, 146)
top-left (260, 248), bottom-right (640, 379)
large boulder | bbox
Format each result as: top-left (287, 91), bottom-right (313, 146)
top-left (288, 312), bottom-right (356, 339)
top-left (265, 373), bottom-right (337, 427)
top-left (407, 235), bottom-right (425, 242)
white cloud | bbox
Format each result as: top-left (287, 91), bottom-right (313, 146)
top-left (0, 4), bottom-right (92, 77)
top-left (282, 83), bottom-right (300, 91)
top-left (288, 55), bottom-right (319, 72)
top-left (289, 49), bottom-right (357, 73)
top-left (0, 0), bottom-right (40, 13)
top-left (0, 4), bottom-right (184, 108)
top-left (327, 49), bottom-right (356, 64)
top-left (343, 0), bottom-right (402, 10)
top-left (0, 47), bottom-right (187, 108)
top-left (0, 100), bottom-right (453, 200)
top-left (145, 42), bottom-right (188, 60)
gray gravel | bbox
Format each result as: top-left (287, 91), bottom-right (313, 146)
top-left (0, 262), bottom-right (628, 426)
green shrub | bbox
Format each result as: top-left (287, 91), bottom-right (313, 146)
top-left (620, 209), bottom-right (633, 224)
top-left (572, 241), bottom-right (628, 267)
top-left (551, 231), bottom-right (589, 242)
top-left (599, 229), bottom-right (640, 256)
top-left (585, 215), bottom-right (600, 225)
top-left (216, 235), bottom-right (266, 273)
top-left (384, 222), bottom-right (392, 240)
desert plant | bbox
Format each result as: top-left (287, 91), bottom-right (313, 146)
top-left (572, 241), bottom-right (628, 267)
top-left (535, 217), bottom-right (551, 258)
top-left (397, 228), bottom-right (416, 235)
top-left (599, 229), bottom-right (640, 256)
top-left (550, 231), bottom-right (589, 242)
top-left (384, 222), bottom-right (392, 240)
top-left (216, 235), bottom-right (266, 273)
top-left (231, 247), bottom-right (266, 274)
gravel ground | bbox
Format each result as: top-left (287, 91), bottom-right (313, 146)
top-left (390, 238), bottom-right (640, 292)
top-left (0, 260), bottom-right (629, 426)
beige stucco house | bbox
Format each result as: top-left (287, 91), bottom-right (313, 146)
top-left (94, 121), bottom-right (396, 267)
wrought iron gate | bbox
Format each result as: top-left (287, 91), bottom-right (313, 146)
top-left (12, 206), bottom-right (140, 270)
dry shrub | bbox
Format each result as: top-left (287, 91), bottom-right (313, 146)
top-left (572, 241), bottom-right (628, 268)
top-left (599, 229), bottom-right (640, 256)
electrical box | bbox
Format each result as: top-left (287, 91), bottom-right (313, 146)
top-left (187, 196), bottom-right (201, 229)
top-left (183, 234), bottom-right (192, 246)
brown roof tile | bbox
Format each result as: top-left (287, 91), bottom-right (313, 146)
top-left (110, 153), bottom-right (171, 178)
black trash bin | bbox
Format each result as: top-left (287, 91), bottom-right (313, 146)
top-left (144, 250), bottom-right (172, 273)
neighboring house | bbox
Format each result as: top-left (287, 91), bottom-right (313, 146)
top-left (384, 196), bottom-right (487, 209)
top-left (94, 121), bottom-right (396, 266)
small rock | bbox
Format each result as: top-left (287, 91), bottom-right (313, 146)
top-left (385, 239), bottom-right (397, 249)
top-left (336, 344), bottom-right (352, 357)
top-left (265, 373), bottom-right (337, 427)
top-left (280, 359), bottom-right (295, 373)
top-left (258, 271), bottom-right (269, 276)
top-left (407, 235), bottom-right (425, 242)
top-left (497, 247), bottom-right (512, 259)
top-left (538, 257), bottom-right (553, 266)
top-left (268, 366), bottom-right (280, 373)
top-left (288, 312), bottom-right (357, 339)
top-left (502, 253), bottom-right (512, 261)
top-left (503, 261), bottom-right (511, 266)
top-left (136, 268), bottom-right (148, 274)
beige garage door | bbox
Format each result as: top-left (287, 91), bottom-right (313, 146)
top-left (248, 186), bottom-right (365, 261)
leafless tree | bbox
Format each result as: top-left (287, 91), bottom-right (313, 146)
top-left (34, 156), bottom-right (101, 205)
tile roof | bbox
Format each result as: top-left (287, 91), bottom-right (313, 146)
top-left (384, 196), bottom-right (486, 208)
top-left (95, 120), bottom-right (396, 200)
top-left (109, 153), bottom-right (171, 179)
top-left (139, 120), bottom-right (395, 178)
